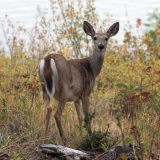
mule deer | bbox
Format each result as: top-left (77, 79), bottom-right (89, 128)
top-left (39, 21), bottom-right (119, 145)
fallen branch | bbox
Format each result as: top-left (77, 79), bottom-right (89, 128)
top-left (40, 144), bottom-right (93, 160)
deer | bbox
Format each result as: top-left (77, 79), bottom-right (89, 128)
top-left (39, 21), bottom-right (119, 145)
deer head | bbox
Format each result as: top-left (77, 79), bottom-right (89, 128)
top-left (83, 21), bottom-right (119, 53)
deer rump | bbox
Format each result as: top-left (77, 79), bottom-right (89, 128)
top-left (39, 53), bottom-right (95, 102)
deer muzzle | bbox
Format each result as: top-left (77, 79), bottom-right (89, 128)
top-left (98, 44), bottom-right (104, 50)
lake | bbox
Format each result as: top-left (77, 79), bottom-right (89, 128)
top-left (0, 0), bottom-right (159, 46)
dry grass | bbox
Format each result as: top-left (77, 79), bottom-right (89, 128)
top-left (0, 0), bottom-right (160, 159)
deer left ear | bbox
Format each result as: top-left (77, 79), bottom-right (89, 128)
top-left (107, 22), bottom-right (119, 38)
top-left (83, 21), bottom-right (95, 37)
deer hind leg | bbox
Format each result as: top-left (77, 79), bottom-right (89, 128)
top-left (54, 95), bottom-right (67, 145)
top-left (74, 99), bottom-right (83, 129)
top-left (42, 86), bottom-right (52, 139)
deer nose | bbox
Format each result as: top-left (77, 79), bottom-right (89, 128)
top-left (98, 44), bottom-right (104, 50)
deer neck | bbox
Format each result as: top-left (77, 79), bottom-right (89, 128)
top-left (89, 50), bottom-right (105, 78)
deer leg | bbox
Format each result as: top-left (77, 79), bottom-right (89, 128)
top-left (42, 86), bottom-right (52, 142)
top-left (82, 96), bottom-right (91, 134)
top-left (74, 99), bottom-right (83, 129)
top-left (42, 86), bottom-right (52, 138)
top-left (82, 96), bottom-right (89, 113)
top-left (54, 97), bottom-right (67, 145)
top-left (45, 104), bottom-right (52, 137)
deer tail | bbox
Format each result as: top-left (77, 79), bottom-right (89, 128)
top-left (39, 58), bottom-right (58, 98)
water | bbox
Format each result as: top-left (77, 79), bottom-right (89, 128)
top-left (0, 0), bottom-right (159, 47)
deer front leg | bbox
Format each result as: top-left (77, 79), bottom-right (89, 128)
top-left (54, 97), bottom-right (67, 146)
top-left (74, 99), bottom-right (83, 129)
top-left (82, 95), bottom-right (91, 134)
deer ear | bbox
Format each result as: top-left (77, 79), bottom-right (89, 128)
top-left (83, 21), bottom-right (95, 37)
top-left (107, 22), bottom-right (119, 37)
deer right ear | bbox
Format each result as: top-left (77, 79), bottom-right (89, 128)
top-left (107, 22), bottom-right (119, 38)
top-left (83, 21), bottom-right (95, 37)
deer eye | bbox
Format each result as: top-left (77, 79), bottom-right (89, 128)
top-left (93, 36), bottom-right (97, 40)
top-left (105, 37), bottom-right (109, 41)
